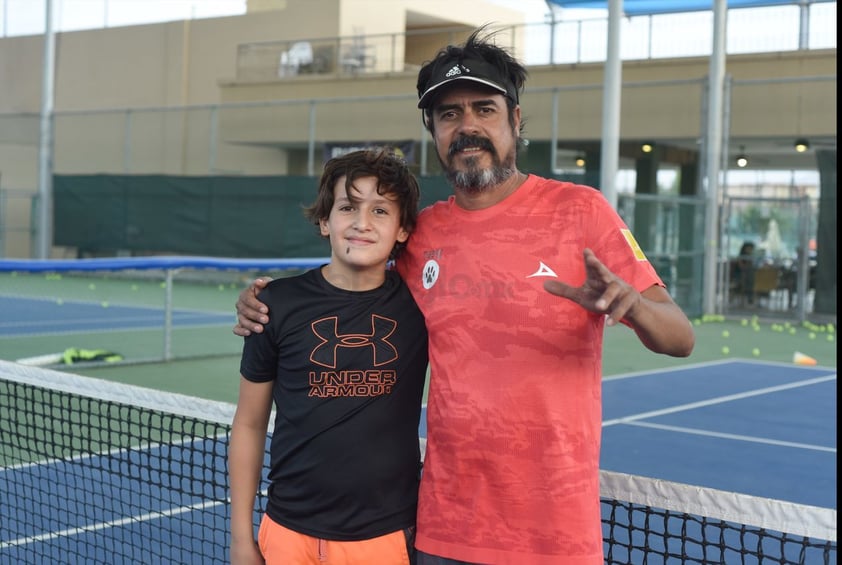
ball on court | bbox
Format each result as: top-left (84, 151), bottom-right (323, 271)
top-left (101, 301), bottom-right (109, 308)
top-left (721, 346), bottom-right (730, 355)
top-left (56, 298), bottom-right (63, 305)
top-left (218, 284), bottom-right (226, 291)
top-left (752, 348), bottom-right (760, 357)
top-left (741, 318), bottom-right (748, 326)
top-left (131, 284), bottom-right (139, 291)
top-left (809, 332), bottom-right (816, 339)
top-left (828, 335), bottom-right (835, 343)
top-left (88, 283), bottom-right (96, 290)
top-left (722, 330), bottom-right (730, 338)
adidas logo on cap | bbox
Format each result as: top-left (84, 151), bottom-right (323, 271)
top-left (417, 57), bottom-right (514, 109)
top-left (445, 65), bottom-right (463, 78)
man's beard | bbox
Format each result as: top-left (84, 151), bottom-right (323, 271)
top-left (442, 135), bottom-right (516, 195)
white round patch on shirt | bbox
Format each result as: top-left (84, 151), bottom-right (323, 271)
top-left (422, 259), bottom-right (440, 290)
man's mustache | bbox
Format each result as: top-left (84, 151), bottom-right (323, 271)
top-left (448, 135), bottom-right (495, 158)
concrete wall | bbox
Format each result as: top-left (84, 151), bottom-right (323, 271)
top-left (214, 48), bottom-right (836, 143)
top-left (0, 3), bottom-right (836, 260)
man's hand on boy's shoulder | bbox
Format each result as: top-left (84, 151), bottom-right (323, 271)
top-left (233, 277), bottom-right (273, 336)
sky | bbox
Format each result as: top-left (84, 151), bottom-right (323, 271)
top-left (0, 0), bottom-right (249, 36)
top-left (3, 0), bottom-right (834, 59)
top-left (1, 0), bottom-right (560, 37)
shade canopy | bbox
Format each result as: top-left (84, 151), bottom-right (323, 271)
top-left (545, 0), bottom-right (832, 16)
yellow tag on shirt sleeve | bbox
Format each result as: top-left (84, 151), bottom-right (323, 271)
top-left (621, 229), bottom-right (648, 261)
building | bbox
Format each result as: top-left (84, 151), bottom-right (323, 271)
top-left (0, 0), bottom-right (835, 317)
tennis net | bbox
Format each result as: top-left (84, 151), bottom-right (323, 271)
top-left (0, 360), bottom-right (836, 563)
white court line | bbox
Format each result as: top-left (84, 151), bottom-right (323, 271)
top-left (0, 321), bottom-right (233, 339)
top-left (603, 373), bottom-right (837, 427)
top-left (1, 499), bottom-right (226, 548)
top-left (603, 357), bottom-right (835, 382)
top-left (0, 432), bottom-right (233, 549)
top-left (620, 420), bottom-right (836, 453)
top-left (603, 358), bottom-right (738, 381)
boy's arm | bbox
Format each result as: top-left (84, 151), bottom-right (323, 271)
top-left (229, 376), bottom-right (273, 563)
top-left (233, 277), bottom-right (273, 336)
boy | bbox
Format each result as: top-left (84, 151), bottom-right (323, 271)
top-left (229, 149), bottom-right (428, 565)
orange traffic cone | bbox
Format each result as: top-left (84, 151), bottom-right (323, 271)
top-left (792, 351), bottom-right (817, 366)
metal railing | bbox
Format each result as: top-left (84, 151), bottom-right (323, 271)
top-left (233, 4), bottom-right (836, 81)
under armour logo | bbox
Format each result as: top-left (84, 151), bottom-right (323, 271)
top-left (310, 315), bottom-right (398, 368)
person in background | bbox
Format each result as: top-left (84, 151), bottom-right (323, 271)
top-left (234, 27), bottom-right (695, 565)
top-left (733, 240), bottom-right (757, 305)
top-left (229, 149), bottom-right (428, 565)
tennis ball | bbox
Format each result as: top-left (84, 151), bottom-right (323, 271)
top-left (101, 301), bottom-right (109, 308)
top-left (752, 348), bottom-right (760, 357)
top-left (722, 330), bottom-right (730, 338)
top-left (789, 328), bottom-right (796, 335)
top-left (88, 283), bottom-right (96, 290)
top-left (741, 319), bottom-right (748, 326)
top-left (721, 346), bottom-right (730, 355)
top-left (809, 332), bottom-right (816, 339)
top-left (56, 298), bottom-right (63, 305)
top-left (131, 284), bottom-right (139, 291)
top-left (218, 284), bottom-right (226, 291)
top-left (828, 335), bottom-right (835, 343)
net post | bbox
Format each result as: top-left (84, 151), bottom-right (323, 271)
top-left (163, 268), bottom-right (174, 361)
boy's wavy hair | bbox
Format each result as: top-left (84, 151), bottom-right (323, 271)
top-left (304, 148), bottom-right (420, 259)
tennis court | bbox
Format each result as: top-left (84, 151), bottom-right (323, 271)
top-left (0, 259), bottom-right (836, 562)
top-left (0, 260), bottom-right (319, 364)
top-left (1, 357), bottom-right (836, 563)
top-left (0, 294), bottom-right (232, 337)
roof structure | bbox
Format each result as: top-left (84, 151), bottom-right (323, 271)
top-left (545, 0), bottom-right (834, 312)
top-left (545, 0), bottom-right (834, 16)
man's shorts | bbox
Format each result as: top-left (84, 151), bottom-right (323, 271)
top-left (258, 513), bottom-right (417, 565)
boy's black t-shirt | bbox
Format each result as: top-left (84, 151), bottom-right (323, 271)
top-left (240, 267), bottom-right (428, 540)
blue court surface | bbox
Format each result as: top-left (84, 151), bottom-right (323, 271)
top-left (0, 295), bottom-right (232, 337)
top-left (416, 359), bottom-right (835, 508)
top-left (1, 360), bottom-right (836, 562)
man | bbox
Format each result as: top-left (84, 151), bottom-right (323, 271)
top-left (235, 27), bottom-right (695, 565)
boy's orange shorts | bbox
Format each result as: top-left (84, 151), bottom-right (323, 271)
top-left (258, 513), bottom-right (416, 565)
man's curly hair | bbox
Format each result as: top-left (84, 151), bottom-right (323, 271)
top-left (416, 24), bottom-right (528, 135)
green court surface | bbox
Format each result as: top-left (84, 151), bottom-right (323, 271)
top-left (5, 314), bottom-right (834, 405)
